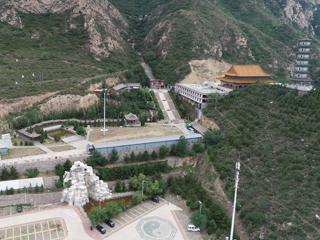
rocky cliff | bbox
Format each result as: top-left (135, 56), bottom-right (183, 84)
top-left (0, 0), bottom-right (128, 57)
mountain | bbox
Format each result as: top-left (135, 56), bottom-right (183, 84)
top-left (110, 0), bottom-right (320, 85)
top-left (0, 0), bottom-right (320, 91)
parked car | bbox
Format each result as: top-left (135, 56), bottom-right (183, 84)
top-left (96, 225), bottom-right (106, 234)
top-left (187, 224), bottom-right (200, 232)
top-left (105, 219), bottom-right (115, 228)
top-left (151, 196), bottom-right (160, 203)
top-left (17, 205), bottom-right (22, 213)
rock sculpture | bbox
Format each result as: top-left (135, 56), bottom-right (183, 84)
top-left (61, 161), bottom-right (112, 206)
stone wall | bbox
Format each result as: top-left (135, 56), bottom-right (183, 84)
top-left (0, 192), bottom-right (62, 207)
top-left (0, 145), bottom-right (194, 175)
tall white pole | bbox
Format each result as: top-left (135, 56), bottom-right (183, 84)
top-left (230, 162), bottom-right (241, 240)
top-left (103, 93), bottom-right (106, 136)
top-left (25, 187), bottom-right (26, 205)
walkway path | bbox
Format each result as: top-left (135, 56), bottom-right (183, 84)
top-left (154, 90), bottom-right (181, 121)
top-left (140, 59), bottom-right (155, 80)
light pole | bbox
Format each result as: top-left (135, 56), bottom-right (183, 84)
top-left (199, 200), bottom-right (202, 214)
top-left (24, 186), bottom-right (26, 206)
top-left (141, 180), bottom-right (147, 202)
top-left (101, 92), bottom-right (108, 137)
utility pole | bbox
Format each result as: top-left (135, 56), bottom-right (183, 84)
top-left (230, 161), bottom-right (241, 240)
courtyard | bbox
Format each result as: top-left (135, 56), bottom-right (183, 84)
top-left (89, 125), bottom-right (183, 144)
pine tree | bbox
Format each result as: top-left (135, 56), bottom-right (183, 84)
top-left (35, 184), bottom-right (39, 193)
top-left (10, 166), bottom-right (19, 179)
top-left (0, 167), bottom-right (10, 180)
top-left (40, 184), bottom-right (44, 192)
top-left (124, 154), bottom-right (130, 164)
top-left (130, 151), bottom-right (136, 162)
top-left (151, 150), bottom-right (158, 159)
top-left (142, 151), bottom-right (150, 161)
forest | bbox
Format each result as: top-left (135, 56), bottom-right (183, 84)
top-left (202, 83), bottom-right (320, 239)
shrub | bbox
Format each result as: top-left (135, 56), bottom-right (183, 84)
top-left (189, 150), bottom-right (195, 156)
top-left (110, 149), bottom-right (119, 163)
top-left (63, 159), bottom-right (72, 172)
top-left (24, 168), bottom-right (39, 178)
top-left (35, 184), bottom-right (39, 193)
top-left (10, 166), bottom-right (19, 179)
top-left (0, 167), bottom-right (10, 180)
top-left (142, 151), bottom-right (150, 161)
top-left (130, 151), bottom-right (136, 161)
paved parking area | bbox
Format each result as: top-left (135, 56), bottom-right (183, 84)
top-left (94, 198), bottom-right (167, 236)
top-left (0, 218), bottom-right (65, 240)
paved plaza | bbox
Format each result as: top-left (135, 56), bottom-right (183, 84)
top-left (0, 218), bottom-right (65, 240)
top-left (0, 198), bottom-right (202, 240)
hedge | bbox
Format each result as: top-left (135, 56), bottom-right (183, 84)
top-left (97, 160), bottom-right (170, 181)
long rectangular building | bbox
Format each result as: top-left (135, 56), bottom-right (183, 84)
top-left (175, 84), bottom-right (228, 109)
top-left (93, 134), bottom-right (202, 153)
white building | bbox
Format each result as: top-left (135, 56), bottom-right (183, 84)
top-left (174, 83), bottom-right (229, 109)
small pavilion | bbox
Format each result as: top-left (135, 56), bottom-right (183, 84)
top-left (124, 113), bottom-right (141, 126)
top-left (218, 65), bottom-right (275, 89)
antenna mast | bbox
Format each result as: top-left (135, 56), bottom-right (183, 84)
top-left (230, 158), bottom-right (241, 240)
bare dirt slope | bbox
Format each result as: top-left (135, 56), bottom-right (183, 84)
top-left (180, 58), bottom-right (231, 85)
top-left (0, 92), bottom-right (57, 117)
top-left (200, 115), bottom-right (220, 130)
top-left (40, 94), bottom-right (99, 112)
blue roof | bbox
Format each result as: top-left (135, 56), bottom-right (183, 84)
top-left (93, 134), bottom-right (202, 149)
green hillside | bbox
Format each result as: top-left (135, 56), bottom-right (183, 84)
top-left (0, 11), bottom-right (133, 96)
top-left (201, 83), bottom-right (320, 239)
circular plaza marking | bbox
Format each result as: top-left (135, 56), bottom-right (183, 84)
top-left (136, 216), bottom-right (177, 240)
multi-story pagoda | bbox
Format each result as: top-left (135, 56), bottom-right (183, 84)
top-left (218, 64), bottom-right (275, 89)
top-left (290, 37), bottom-right (312, 86)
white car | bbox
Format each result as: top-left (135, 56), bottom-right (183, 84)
top-left (187, 224), bottom-right (200, 232)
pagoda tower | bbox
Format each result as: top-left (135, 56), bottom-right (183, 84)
top-left (290, 37), bottom-right (312, 86)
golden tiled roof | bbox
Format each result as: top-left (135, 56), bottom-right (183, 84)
top-left (221, 64), bottom-right (272, 77)
top-left (217, 77), bottom-right (275, 83)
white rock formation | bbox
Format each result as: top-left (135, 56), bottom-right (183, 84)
top-left (61, 161), bottom-right (112, 206)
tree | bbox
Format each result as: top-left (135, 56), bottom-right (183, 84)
top-left (55, 164), bottom-right (65, 177)
top-left (35, 184), bottom-right (39, 193)
top-left (24, 168), bottom-right (39, 178)
top-left (192, 142), bottom-right (204, 153)
top-left (174, 136), bottom-right (189, 157)
top-left (137, 152), bottom-right (142, 161)
top-left (115, 179), bottom-right (123, 192)
top-left (159, 145), bottom-right (169, 158)
top-left (63, 159), bottom-right (72, 172)
top-left (40, 184), bottom-right (44, 192)
top-left (203, 130), bottom-right (222, 146)
top-left (140, 116), bottom-right (145, 126)
top-left (130, 151), bottom-right (136, 162)
top-left (142, 151), bottom-right (150, 161)
top-left (124, 154), bottom-right (130, 164)
top-left (10, 166), bottom-right (19, 179)
top-left (20, 141), bottom-right (23, 146)
top-left (151, 150), bottom-right (158, 159)
top-left (110, 149), bottom-right (119, 163)
top-left (0, 167), bottom-right (10, 180)
top-left (76, 127), bottom-right (86, 136)
top-left (190, 210), bottom-right (207, 229)
top-left (88, 207), bottom-right (105, 225)
top-left (216, 229), bottom-right (221, 238)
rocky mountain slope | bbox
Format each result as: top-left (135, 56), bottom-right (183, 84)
top-left (0, 0), bottom-right (128, 56)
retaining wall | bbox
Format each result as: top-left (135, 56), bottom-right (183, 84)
top-left (0, 145), bottom-right (192, 175)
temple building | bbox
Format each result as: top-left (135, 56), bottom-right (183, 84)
top-left (290, 37), bottom-right (312, 86)
top-left (218, 65), bottom-right (275, 89)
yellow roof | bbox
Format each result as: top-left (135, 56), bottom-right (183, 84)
top-left (221, 64), bottom-right (272, 77)
top-left (217, 77), bottom-right (275, 83)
